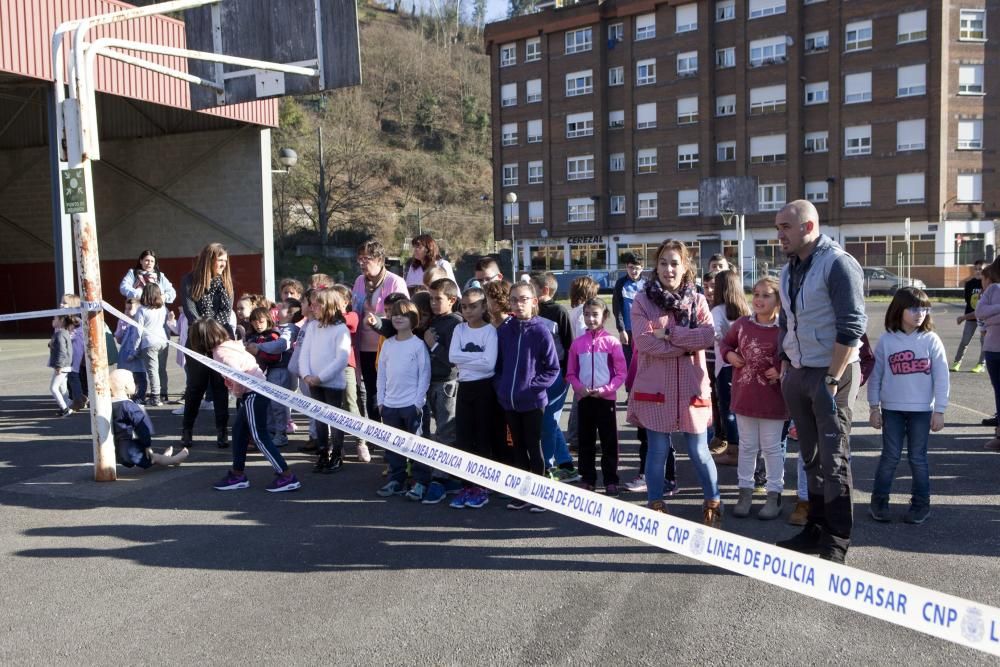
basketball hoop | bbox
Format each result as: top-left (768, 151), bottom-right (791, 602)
top-left (720, 209), bottom-right (736, 226)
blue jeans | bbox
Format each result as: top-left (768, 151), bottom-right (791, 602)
top-left (646, 430), bottom-right (719, 503)
top-left (541, 375), bottom-right (573, 468)
top-left (381, 405), bottom-right (429, 485)
top-left (716, 366), bottom-right (739, 445)
top-left (872, 409), bottom-right (931, 504)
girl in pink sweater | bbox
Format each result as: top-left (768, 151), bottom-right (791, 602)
top-left (566, 298), bottom-right (627, 495)
top-left (188, 318), bottom-right (300, 493)
top-left (719, 276), bottom-right (787, 520)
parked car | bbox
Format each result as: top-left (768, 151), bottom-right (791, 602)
top-left (862, 267), bottom-right (925, 295)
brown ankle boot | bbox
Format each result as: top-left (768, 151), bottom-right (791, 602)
top-left (714, 443), bottom-right (739, 466)
top-left (708, 437), bottom-right (728, 456)
top-left (985, 427), bottom-right (1000, 451)
top-left (703, 499), bottom-right (723, 528)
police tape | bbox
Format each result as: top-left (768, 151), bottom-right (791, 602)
top-left (0, 307), bottom-right (82, 323)
top-left (96, 300), bottom-right (1000, 655)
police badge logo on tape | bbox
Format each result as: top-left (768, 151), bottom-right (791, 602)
top-left (518, 475), bottom-right (533, 498)
top-left (400, 437), bottom-right (413, 454)
top-left (961, 607), bottom-right (985, 643)
top-left (689, 528), bottom-right (706, 556)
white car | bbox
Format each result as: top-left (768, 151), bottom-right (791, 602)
top-left (862, 267), bottom-right (926, 295)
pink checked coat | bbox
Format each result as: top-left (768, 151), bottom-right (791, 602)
top-left (626, 290), bottom-right (716, 434)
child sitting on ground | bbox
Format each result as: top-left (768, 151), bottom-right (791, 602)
top-left (109, 369), bottom-right (188, 469)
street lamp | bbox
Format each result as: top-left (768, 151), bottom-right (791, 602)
top-left (720, 208), bottom-right (745, 273)
top-left (505, 191), bottom-right (518, 276)
top-left (272, 147), bottom-right (297, 173)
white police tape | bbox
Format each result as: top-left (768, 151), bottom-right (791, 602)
top-left (96, 300), bottom-right (1000, 655)
top-left (0, 307), bottom-right (81, 323)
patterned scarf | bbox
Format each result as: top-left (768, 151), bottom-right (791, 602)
top-left (644, 278), bottom-right (697, 328)
top-left (197, 275), bottom-right (232, 323)
top-left (364, 266), bottom-right (387, 306)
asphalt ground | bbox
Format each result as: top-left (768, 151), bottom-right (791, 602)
top-left (0, 300), bottom-right (998, 665)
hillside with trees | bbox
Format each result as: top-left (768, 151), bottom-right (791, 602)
top-left (272, 1), bottom-right (494, 276)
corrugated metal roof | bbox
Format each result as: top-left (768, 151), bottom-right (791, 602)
top-left (0, 0), bottom-right (277, 127)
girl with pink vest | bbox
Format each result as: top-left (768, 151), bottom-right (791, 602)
top-left (626, 239), bottom-right (722, 527)
top-left (566, 297), bottom-right (627, 495)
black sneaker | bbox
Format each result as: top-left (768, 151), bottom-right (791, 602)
top-left (983, 414), bottom-right (998, 427)
top-left (904, 503), bottom-right (930, 525)
top-left (775, 523), bottom-right (824, 555)
top-left (323, 455), bottom-right (343, 474)
top-left (869, 495), bottom-right (891, 522)
top-left (819, 549), bottom-right (846, 564)
top-left (313, 451), bottom-right (330, 474)
top-left (506, 498), bottom-right (530, 511)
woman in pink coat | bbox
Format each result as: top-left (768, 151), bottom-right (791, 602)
top-left (626, 239), bottom-right (722, 527)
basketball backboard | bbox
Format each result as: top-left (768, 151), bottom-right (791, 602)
top-left (183, 0), bottom-right (361, 110)
top-left (699, 177), bottom-right (759, 217)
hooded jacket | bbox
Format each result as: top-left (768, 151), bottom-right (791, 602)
top-left (212, 339), bottom-right (264, 398)
top-left (493, 316), bottom-right (560, 412)
top-left (566, 328), bottom-right (627, 400)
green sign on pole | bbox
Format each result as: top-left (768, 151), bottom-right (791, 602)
top-left (61, 168), bottom-right (87, 215)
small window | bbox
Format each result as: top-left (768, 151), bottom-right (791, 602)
top-left (677, 96), bottom-right (698, 124)
top-left (896, 173), bottom-right (925, 204)
top-left (897, 64), bottom-right (926, 97)
top-left (502, 122), bottom-right (518, 146)
top-left (804, 81), bottom-right (829, 105)
top-left (566, 155), bottom-right (595, 181)
top-left (758, 183), bottom-right (786, 211)
top-left (804, 31), bottom-right (828, 53)
top-left (636, 59), bottom-right (657, 86)
top-left (566, 70), bottom-right (594, 97)
top-left (609, 23), bottom-right (624, 43)
top-left (635, 13), bottom-right (656, 40)
top-left (527, 119), bottom-right (543, 144)
top-left (678, 189), bottom-right (699, 216)
top-left (957, 173), bottom-right (983, 203)
top-left (959, 65), bottom-right (984, 94)
top-left (749, 36), bottom-right (787, 67)
top-left (637, 148), bottom-right (657, 174)
top-left (845, 20), bottom-right (872, 52)
top-left (845, 125), bottom-right (872, 156)
top-left (716, 94), bottom-right (736, 117)
top-left (637, 192), bottom-right (658, 219)
top-left (527, 161), bottom-right (543, 184)
top-left (844, 72), bottom-right (872, 104)
top-left (501, 83), bottom-right (517, 107)
top-left (504, 200), bottom-right (519, 225)
top-left (748, 0), bottom-right (786, 20)
top-left (677, 143), bottom-right (699, 170)
top-left (567, 198), bottom-right (595, 223)
top-left (566, 112), bottom-right (594, 139)
top-left (716, 141), bottom-right (736, 162)
top-left (958, 119), bottom-right (983, 150)
top-left (525, 37), bottom-right (541, 62)
top-left (804, 131), bottom-right (828, 153)
top-left (609, 110), bottom-right (625, 129)
top-left (636, 102), bottom-right (657, 130)
top-left (844, 176), bottom-right (871, 208)
top-left (716, 0), bottom-right (735, 23)
top-left (749, 84), bottom-right (786, 114)
top-left (565, 27), bottom-right (593, 54)
top-left (898, 10), bottom-right (927, 44)
top-left (805, 181), bottom-right (828, 203)
top-left (959, 9), bottom-right (986, 41)
top-left (500, 43), bottom-right (516, 67)
top-left (526, 78), bottom-right (542, 103)
top-left (716, 47), bottom-right (735, 69)
top-left (750, 134), bottom-right (786, 163)
top-left (609, 153), bottom-right (625, 171)
top-left (677, 51), bottom-right (698, 76)
top-left (502, 163), bottom-right (518, 187)
top-left (609, 66), bottom-right (624, 87)
top-left (610, 195), bottom-right (626, 215)
top-left (528, 201), bottom-right (544, 225)
top-left (676, 4), bottom-right (697, 33)
top-left (896, 118), bottom-right (925, 151)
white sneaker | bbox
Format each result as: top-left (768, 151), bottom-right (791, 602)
top-left (171, 406), bottom-right (185, 416)
top-left (625, 474), bottom-right (647, 493)
top-left (356, 442), bottom-right (371, 463)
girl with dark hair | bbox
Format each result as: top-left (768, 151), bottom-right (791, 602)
top-left (404, 234), bottom-right (456, 288)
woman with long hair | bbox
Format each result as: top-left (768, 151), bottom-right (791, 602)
top-left (710, 269), bottom-right (752, 466)
top-left (403, 234), bottom-right (456, 289)
top-left (179, 243), bottom-right (235, 449)
top-left (120, 249), bottom-right (177, 403)
top-left (627, 239), bottom-right (723, 527)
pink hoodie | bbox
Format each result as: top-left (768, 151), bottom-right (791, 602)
top-left (212, 340), bottom-right (265, 398)
top-left (566, 328), bottom-right (627, 400)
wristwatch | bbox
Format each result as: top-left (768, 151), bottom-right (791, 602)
top-left (824, 374), bottom-right (840, 387)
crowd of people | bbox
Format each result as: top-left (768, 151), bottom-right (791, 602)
top-left (46, 199), bottom-right (995, 564)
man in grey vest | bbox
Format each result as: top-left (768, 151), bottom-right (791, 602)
top-left (773, 200), bottom-right (867, 563)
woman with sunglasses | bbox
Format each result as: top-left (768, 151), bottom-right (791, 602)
top-left (867, 287), bottom-right (949, 525)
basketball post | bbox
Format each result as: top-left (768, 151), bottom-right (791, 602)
top-left (52, 0), bottom-right (356, 481)
top-left (720, 208), bottom-right (744, 274)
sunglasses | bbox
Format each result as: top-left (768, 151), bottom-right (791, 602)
top-left (907, 307), bottom-right (931, 317)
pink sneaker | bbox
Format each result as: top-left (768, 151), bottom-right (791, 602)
top-left (287, 420), bottom-right (297, 434)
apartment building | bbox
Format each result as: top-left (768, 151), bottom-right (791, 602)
top-left (485, 0), bottom-right (998, 286)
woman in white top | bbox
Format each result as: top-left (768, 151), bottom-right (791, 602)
top-left (404, 234), bottom-right (455, 288)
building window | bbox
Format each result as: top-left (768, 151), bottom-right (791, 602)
top-left (502, 163), bottom-right (518, 187)
top-left (844, 72), bottom-right (872, 104)
top-left (677, 143), bottom-right (699, 170)
top-left (501, 83), bottom-right (517, 107)
top-left (526, 78), bottom-right (542, 103)
top-left (565, 27), bottom-right (593, 54)
top-left (637, 192), bottom-right (658, 219)
top-left (845, 20), bottom-right (873, 52)
top-left (637, 148), bottom-right (657, 174)
top-left (501, 122), bottom-right (518, 146)
top-left (500, 43), bottom-right (516, 67)
top-left (898, 10), bottom-right (927, 44)
top-left (566, 112), bottom-right (594, 138)
top-left (636, 102), bottom-right (657, 130)
top-left (566, 70), bottom-right (593, 96)
top-left (677, 51), bottom-right (698, 76)
top-left (749, 36), bottom-right (787, 67)
top-left (748, 0), bottom-right (785, 20)
top-left (716, 94), bottom-right (736, 117)
top-left (958, 119), bottom-right (983, 150)
top-left (570, 242), bottom-right (606, 268)
top-left (956, 233), bottom-right (986, 265)
top-left (527, 160), bottom-right (543, 184)
top-left (896, 118), bottom-right (925, 151)
top-left (566, 155), bottom-right (595, 180)
top-left (959, 9), bottom-right (986, 41)
top-left (609, 109), bottom-right (625, 129)
top-left (958, 65), bottom-right (985, 94)
top-left (609, 66), bottom-right (624, 87)
top-left (525, 37), bottom-right (541, 62)
top-left (676, 4), bottom-right (697, 33)
top-left (527, 119), bottom-right (542, 143)
top-left (805, 180), bottom-right (829, 203)
top-left (896, 173), bottom-right (925, 204)
top-left (804, 81), bottom-right (829, 105)
top-left (804, 131), bottom-right (828, 154)
top-left (716, 141), bottom-right (736, 162)
top-left (844, 176), bottom-right (871, 207)
top-left (716, 47), bottom-right (736, 69)
top-left (609, 23), bottom-right (624, 43)
top-left (749, 84), bottom-right (786, 114)
top-left (610, 195), bottom-right (626, 215)
top-left (716, 0), bottom-right (735, 23)
top-left (567, 197), bottom-right (595, 222)
top-left (897, 64), bottom-right (926, 97)
top-left (504, 201), bottom-right (519, 225)
top-left (528, 201), bottom-right (544, 224)
top-left (677, 96), bottom-right (698, 124)
top-left (804, 30), bottom-right (828, 53)
top-left (610, 153), bottom-right (625, 171)
top-left (750, 134), bottom-right (786, 163)
top-left (758, 183), bottom-right (786, 211)
top-left (635, 13), bottom-right (656, 40)
top-left (678, 189), bottom-right (699, 216)
top-left (845, 125), bottom-right (872, 156)
top-left (957, 173), bottom-right (983, 203)
top-left (636, 59), bottom-right (657, 86)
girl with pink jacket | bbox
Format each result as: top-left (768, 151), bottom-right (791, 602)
top-left (626, 239), bottom-right (722, 527)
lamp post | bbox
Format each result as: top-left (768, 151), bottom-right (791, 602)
top-left (272, 147), bottom-right (297, 173)
top-left (505, 191), bottom-right (518, 276)
top-left (720, 208), bottom-right (745, 274)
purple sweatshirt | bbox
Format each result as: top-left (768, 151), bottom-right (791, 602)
top-left (494, 316), bottom-right (560, 412)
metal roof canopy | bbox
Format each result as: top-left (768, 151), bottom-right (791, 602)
top-left (182, 0), bottom-right (362, 110)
